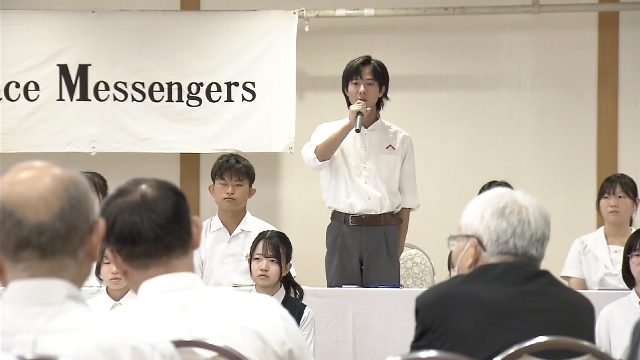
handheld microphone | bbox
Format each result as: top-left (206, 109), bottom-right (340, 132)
top-left (355, 112), bottom-right (364, 133)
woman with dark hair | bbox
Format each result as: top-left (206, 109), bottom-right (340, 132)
top-left (596, 229), bottom-right (640, 358)
top-left (82, 171), bottom-right (109, 203)
top-left (248, 230), bottom-right (315, 354)
top-left (86, 243), bottom-right (136, 312)
top-left (562, 173), bottom-right (639, 290)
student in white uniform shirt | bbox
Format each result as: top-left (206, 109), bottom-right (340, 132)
top-left (596, 229), bottom-right (640, 359)
top-left (301, 55), bottom-right (420, 287)
top-left (249, 230), bottom-right (315, 354)
top-left (87, 243), bottom-right (137, 312)
top-left (0, 161), bottom-right (178, 360)
top-left (562, 173), bottom-right (639, 290)
top-left (102, 178), bottom-right (313, 360)
top-left (194, 153), bottom-right (277, 286)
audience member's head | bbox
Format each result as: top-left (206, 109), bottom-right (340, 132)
top-left (82, 171), bottom-right (109, 203)
top-left (450, 188), bottom-right (550, 275)
top-left (478, 180), bottom-right (513, 195)
top-left (100, 178), bottom-right (201, 292)
top-left (0, 161), bottom-right (104, 286)
top-left (596, 173), bottom-right (639, 227)
top-left (622, 229), bottom-right (640, 290)
top-left (447, 251), bottom-right (455, 278)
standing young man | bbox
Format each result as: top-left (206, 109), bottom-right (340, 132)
top-left (194, 153), bottom-right (276, 286)
top-left (301, 55), bottom-right (420, 287)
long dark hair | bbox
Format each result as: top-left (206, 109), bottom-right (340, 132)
top-left (249, 230), bottom-right (304, 300)
top-left (622, 229), bottom-right (640, 289)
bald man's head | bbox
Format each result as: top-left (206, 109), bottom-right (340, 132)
top-left (0, 161), bottom-right (99, 266)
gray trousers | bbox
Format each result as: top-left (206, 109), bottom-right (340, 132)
top-left (325, 220), bottom-right (400, 287)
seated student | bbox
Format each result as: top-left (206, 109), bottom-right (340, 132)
top-left (0, 161), bottom-right (177, 360)
top-left (102, 178), bottom-right (312, 360)
top-left (194, 153), bottom-right (277, 286)
top-left (562, 173), bottom-right (639, 290)
top-left (249, 230), bottom-right (315, 354)
top-left (86, 244), bottom-right (137, 312)
top-left (82, 171), bottom-right (109, 288)
top-left (596, 229), bottom-right (640, 359)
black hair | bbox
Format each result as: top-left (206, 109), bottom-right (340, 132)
top-left (249, 230), bottom-right (304, 300)
top-left (101, 178), bottom-right (193, 270)
top-left (341, 55), bottom-right (390, 112)
top-left (447, 251), bottom-right (454, 271)
top-left (210, 153), bottom-right (256, 187)
top-left (94, 242), bottom-right (107, 282)
top-left (621, 229), bottom-right (640, 289)
top-left (478, 180), bottom-right (513, 195)
top-left (596, 173), bottom-right (638, 227)
top-left (82, 171), bottom-right (109, 202)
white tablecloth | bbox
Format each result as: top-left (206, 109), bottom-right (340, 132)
top-left (79, 286), bottom-right (629, 360)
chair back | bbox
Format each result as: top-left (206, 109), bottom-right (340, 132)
top-left (493, 336), bottom-right (614, 360)
top-left (386, 349), bottom-right (476, 360)
top-left (172, 339), bottom-right (248, 360)
top-left (10, 355), bottom-right (75, 360)
top-left (400, 243), bottom-right (436, 289)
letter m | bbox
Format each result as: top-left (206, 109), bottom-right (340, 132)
top-left (57, 64), bottom-right (91, 101)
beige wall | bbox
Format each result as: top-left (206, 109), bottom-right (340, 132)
top-left (1, 0), bottom-right (638, 287)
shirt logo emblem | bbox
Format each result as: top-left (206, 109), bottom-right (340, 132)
top-left (386, 144), bottom-right (396, 151)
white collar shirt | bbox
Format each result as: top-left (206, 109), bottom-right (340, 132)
top-left (301, 117), bottom-right (420, 214)
top-left (561, 227), bottom-right (636, 290)
top-left (250, 285), bottom-right (315, 355)
top-left (109, 272), bottom-right (313, 360)
top-left (86, 287), bottom-right (137, 313)
top-left (596, 289), bottom-right (640, 358)
top-left (1, 278), bottom-right (178, 360)
top-left (194, 212), bottom-right (276, 286)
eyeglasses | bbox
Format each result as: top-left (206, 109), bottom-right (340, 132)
top-left (447, 234), bottom-right (487, 252)
top-left (628, 252), bottom-right (640, 265)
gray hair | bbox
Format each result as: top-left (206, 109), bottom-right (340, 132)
top-left (0, 172), bottom-right (98, 264)
top-left (459, 187), bottom-right (550, 266)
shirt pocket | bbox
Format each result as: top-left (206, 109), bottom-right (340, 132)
top-left (377, 154), bottom-right (402, 189)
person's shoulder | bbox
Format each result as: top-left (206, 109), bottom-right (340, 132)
top-left (415, 277), bottom-right (463, 307)
top-left (575, 227), bottom-right (603, 243)
top-left (380, 119), bottom-right (411, 137)
top-left (246, 212), bottom-right (276, 231)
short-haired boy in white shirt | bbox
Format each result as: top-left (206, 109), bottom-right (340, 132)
top-left (194, 153), bottom-right (276, 286)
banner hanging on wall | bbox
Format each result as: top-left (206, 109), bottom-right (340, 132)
top-left (0, 10), bottom-right (297, 153)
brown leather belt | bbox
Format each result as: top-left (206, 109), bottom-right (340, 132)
top-left (331, 211), bottom-right (403, 226)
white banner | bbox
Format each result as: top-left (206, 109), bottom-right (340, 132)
top-left (0, 10), bottom-right (297, 153)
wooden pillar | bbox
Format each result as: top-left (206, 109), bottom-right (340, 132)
top-left (180, 0), bottom-right (201, 216)
top-left (596, 0), bottom-right (619, 227)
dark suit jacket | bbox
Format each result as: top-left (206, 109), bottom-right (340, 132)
top-left (410, 262), bottom-right (595, 360)
top-left (627, 320), bottom-right (640, 360)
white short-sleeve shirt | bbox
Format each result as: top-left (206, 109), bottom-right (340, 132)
top-left (301, 118), bottom-right (420, 215)
top-left (1, 278), bottom-right (178, 360)
top-left (109, 272), bottom-right (313, 360)
top-left (561, 227), bottom-right (635, 290)
top-left (86, 288), bottom-right (137, 313)
top-left (194, 212), bottom-right (276, 286)
top-left (596, 290), bottom-right (639, 358)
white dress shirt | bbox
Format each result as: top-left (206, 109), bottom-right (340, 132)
top-left (1, 278), bottom-right (178, 360)
top-left (194, 212), bottom-right (275, 286)
top-left (596, 289), bottom-right (639, 358)
top-left (301, 117), bottom-right (420, 215)
top-left (109, 272), bottom-right (313, 360)
top-left (86, 287), bottom-right (137, 312)
top-left (251, 285), bottom-right (315, 354)
top-left (561, 227), bottom-right (636, 289)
